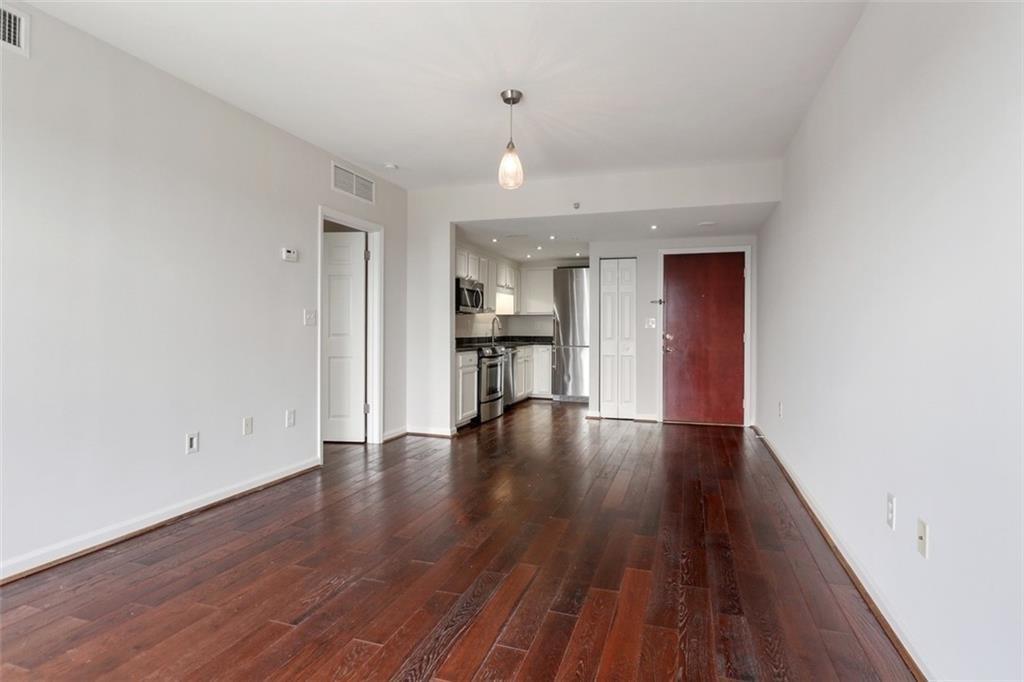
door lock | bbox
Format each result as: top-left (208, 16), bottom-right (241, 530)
top-left (664, 346), bottom-right (675, 353)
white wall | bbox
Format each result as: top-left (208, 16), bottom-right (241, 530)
top-left (756, 4), bottom-right (1023, 679)
top-left (588, 235), bottom-right (757, 421)
top-left (0, 6), bottom-right (407, 577)
top-left (408, 161), bottom-right (782, 434)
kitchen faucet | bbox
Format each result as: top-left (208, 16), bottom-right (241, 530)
top-left (491, 315), bottom-right (503, 345)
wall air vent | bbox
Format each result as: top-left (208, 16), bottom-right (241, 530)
top-left (1, 7), bottom-right (28, 57)
top-left (332, 163), bottom-right (375, 204)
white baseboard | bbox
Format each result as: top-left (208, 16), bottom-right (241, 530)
top-left (634, 413), bottom-right (660, 422)
top-left (585, 410), bottom-right (602, 419)
top-left (406, 425), bottom-right (455, 438)
top-left (0, 457), bottom-right (320, 580)
top-left (382, 427), bottom-right (407, 442)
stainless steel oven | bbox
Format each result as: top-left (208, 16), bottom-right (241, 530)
top-left (456, 277), bottom-right (485, 314)
top-left (477, 346), bottom-right (505, 422)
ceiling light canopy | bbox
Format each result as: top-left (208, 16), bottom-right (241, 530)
top-left (498, 89), bottom-right (524, 190)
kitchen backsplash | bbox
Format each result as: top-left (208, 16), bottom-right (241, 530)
top-left (455, 313), bottom-right (553, 338)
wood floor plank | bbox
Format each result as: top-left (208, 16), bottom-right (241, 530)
top-left (436, 563), bottom-right (537, 680)
top-left (595, 568), bottom-right (652, 680)
top-left (553, 587), bottom-right (618, 681)
top-left (0, 403), bottom-right (913, 681)
top-left (514, 610), bottom-right (577, 681)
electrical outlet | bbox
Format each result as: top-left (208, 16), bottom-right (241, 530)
top-left (303, 309), bottom-right (317, 326)
top-left (917, 519), bottom-right (929, 558)
top-left (285, 409), bottom-right (296, 428)
top-left (777, 401), bottom-right (783, 419)
top-left (185, 432), bottom-right (200, 455)
top-left (242, 416), bottom-right (253, 436)
top-left (886, 493), bottom-right (896, 531)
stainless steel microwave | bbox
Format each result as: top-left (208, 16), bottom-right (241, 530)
top-left (456, 277), bottom-right (486, 314)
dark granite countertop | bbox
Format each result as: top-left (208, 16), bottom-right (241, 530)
top-left (456, 335), bottom-right (553, 351)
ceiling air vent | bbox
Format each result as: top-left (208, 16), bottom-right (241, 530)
top-left (1, 7), bottom-right (28, 57)
top-left (332, 163), bottom-right (375, 203)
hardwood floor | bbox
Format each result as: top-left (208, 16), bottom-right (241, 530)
top-left (0, 401), bottom-right (913, 680)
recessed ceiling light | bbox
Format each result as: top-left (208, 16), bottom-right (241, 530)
top-left (650, 224), bottom-right (658, 230)
top-left (575, 252), bottom-right (581, 257)
top-left (491, 238), bottom-right (498, 243)
top-left (526, 254), bottom-right (532, 258)
top-left (383, 162), bottom-right (399, 170)
top-left (549, 235), bottom-right (555, 240)
top-left (536, 245), bottom-right (542, 250)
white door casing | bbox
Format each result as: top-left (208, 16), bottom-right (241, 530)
top-left (322, 232), bottom-right (367, 442)
top-left (599, 258), bottom-right (637, 419)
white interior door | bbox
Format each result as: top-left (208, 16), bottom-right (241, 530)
top-left (322, 231), bottom-right (366, 442)
top-left (599, 258), bottom-right (637, 419)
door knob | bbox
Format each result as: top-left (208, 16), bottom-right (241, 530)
top-left (664, 346), bottom-right (675, 353)
top-left (663, 333), bottom-right (674, 341)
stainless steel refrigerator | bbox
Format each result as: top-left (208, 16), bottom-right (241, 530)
top-left (552, 266), bottom-right (590, 401)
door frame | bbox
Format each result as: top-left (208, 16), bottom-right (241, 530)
top-left (317, 206), bottom-right (384, 460)
top-left (656, 246), bottom-right (753, 426)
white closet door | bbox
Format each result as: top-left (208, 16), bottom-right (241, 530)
top-left (616, 259), bottom-right (637, 419)
top-left (322, 232), bottom-right (366, 442)
top-left (600, 259), bottom-right (620, 417)
top-left (599, 258), bottom-right (637, 419)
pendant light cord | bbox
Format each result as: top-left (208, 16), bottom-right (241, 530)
top-left (509, 101), bottom-right (514, 145)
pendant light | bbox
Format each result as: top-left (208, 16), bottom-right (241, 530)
top-left (498, 89), bottom-right (524, 190)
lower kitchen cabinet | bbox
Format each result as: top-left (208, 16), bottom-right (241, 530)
top-left (531, 345), bottom-right (552, 397)
top-left (513, 352), bottom-right (529, 402)
top-left (456, 351), bottom-right (478, 426)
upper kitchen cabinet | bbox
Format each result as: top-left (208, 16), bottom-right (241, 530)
top-left (520, 266), bottom-right (555, 314)
top-left (456, 248), bottom-right (469, 279)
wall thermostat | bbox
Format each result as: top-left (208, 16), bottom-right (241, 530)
top-left (281, 248), bottom-right (298, 262)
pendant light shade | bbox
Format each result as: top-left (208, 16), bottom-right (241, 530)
top-left (498, 140), bottom-right (524, 190)
top-left (498, 89), bottom-right (524, 190)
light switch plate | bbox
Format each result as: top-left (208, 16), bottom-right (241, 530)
top-left (242, 416), bottom-right (253, 436)
top-left (303, 309), bottom-right (317, 326)
top-left (285, 409), bottom-right (295, 428)
top-left (185, 432), bottom-right (200, 455)
top-left (281, 248), bottom-right (298, 262)
top-left (886, 493), bottom-right (896, 531)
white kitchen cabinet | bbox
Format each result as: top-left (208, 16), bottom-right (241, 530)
top-left (456, 351), bottom-right (478, 426)
top-left (521, 267), bottom-right (555, 314)
top-left (456, 249), bottom-right (469, 279)
top-left (467, 252), bottom-right (480, 281)
top-left (513, 352), bottom-right (529, 402)
top-left (531, 345), bottom-right (552, 397)
top-left (480, 257), bottom-right (495, 310)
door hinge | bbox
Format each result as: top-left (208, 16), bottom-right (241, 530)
top-left (364, 249), bottom-right (371, 262)
top-left (363, 403), bottom-right (370, 415)
top-left (743, 332), bottom-right (747, 343)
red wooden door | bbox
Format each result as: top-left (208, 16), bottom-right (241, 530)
top-left (662, 252), bottom-right (745, 425)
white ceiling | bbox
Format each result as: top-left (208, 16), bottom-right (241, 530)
top-left (33, 2), bottom-right (864, 189)
top-left (457, 202), bottom-right (777, 262)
